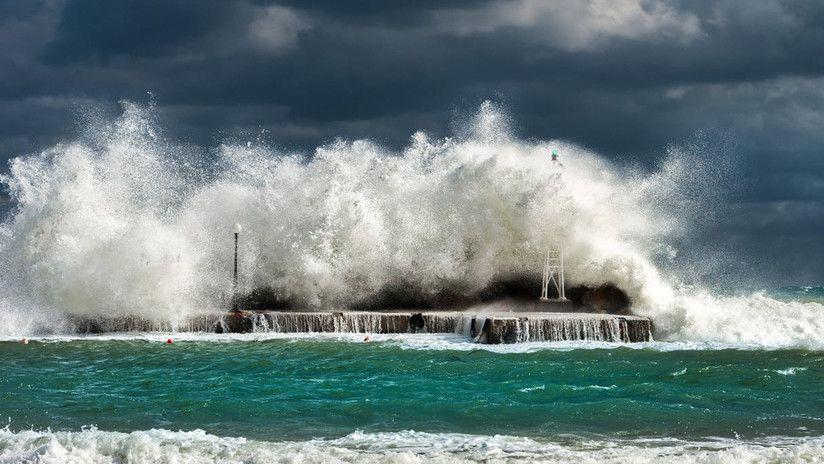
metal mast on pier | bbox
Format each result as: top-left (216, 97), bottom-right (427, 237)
top-left (540, 248), bottom-right (567, 301)
top-left (539, 148), bottom-right (568, 302)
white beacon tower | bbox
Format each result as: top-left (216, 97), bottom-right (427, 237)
top-left (540, 248), bottom-right (567, 301)
top-left (539, 148), bottom-right (568, 302)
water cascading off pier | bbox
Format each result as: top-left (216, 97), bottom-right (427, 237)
top-left (211, 310), bottom-right (653, 343)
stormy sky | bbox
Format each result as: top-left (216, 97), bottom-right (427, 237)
top-left (1, 0), bottom-right (822, 285)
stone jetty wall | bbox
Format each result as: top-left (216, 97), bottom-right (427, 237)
top-left (67, 310), bottom-right (652, 344)
top-left (217, 310), bottom-right (653, 343)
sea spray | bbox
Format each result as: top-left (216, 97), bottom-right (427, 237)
top-left (0, 100), bottom-right (822, 348)
top-left (2, 428), bottom-right (823, 464)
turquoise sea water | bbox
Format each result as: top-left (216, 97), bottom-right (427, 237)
top-left (1, 335), bottom-right (823, 462)
top-left (771, 286), bottom-right (824, 303)
top-left (0, 283), bottom-right (821, 463)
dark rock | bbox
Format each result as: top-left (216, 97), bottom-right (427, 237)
top-left (237, 287), bottom-right (294, 311)
top-left (409, 313), bottom-right (425, 332)
top-left (580, 284), bottom-right (632, 315)
top-left (478, 274), bottom-right (544, 301)
top-left (350, 282), bottom-right (472, 310)
top-left (221, 311), bottom-right (255, 333)
top-left (234, 277), bottom-right (631, 316)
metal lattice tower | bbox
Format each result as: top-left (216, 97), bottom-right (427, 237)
top-left (540, 248), bottom-right (567, 301)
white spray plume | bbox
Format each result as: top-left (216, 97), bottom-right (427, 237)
top-left (0, 100), bottom-right (822, 348)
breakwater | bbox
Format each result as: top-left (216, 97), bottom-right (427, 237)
top-left (69, 310), bottom-right (652, 343)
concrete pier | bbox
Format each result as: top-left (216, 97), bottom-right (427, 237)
top-left (464, 312), bottom-right (652, 343)
top-left (68, 309), bottom-right (652, 343)
top-left (215, 310), bottom-right (652, 343)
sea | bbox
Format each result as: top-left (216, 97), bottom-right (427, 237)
top-left (0, 102), bottom-right (822, 462)
top-left (1, 301), bottom-right (823, 463)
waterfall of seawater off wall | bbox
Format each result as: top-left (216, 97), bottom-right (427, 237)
top-left (0, 101), bottom-right (822, 348)
top-left (61, 311), bottom-right (651, 344)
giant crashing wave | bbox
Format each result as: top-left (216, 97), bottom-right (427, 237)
top-left (0, 101), bottom-right (822, 348)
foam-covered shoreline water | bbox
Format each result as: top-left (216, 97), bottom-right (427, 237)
top-left (3, 333), bottom-right (822, 462)
top-left (3, 336), bottom-right (821, 441)
top-left (1, 100), bottom-right (823, 349)
top-left (2, 427), bottom-right (822, 464)
top-left (1, 331), bottom-right (816, 353)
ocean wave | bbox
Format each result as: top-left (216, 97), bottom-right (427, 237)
top-left (0, 331), bottom-right (817, 353)
top-left (774, 367), bottom-right (808, 376)
top-left (1, 427), bottom-right (822, 464)
top-left (1, 100), bottom-right (822, 350)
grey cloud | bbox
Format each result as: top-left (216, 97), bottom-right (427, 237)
top-left (433, 0), bottom-right (703, 51)
top-left (41, 0), bottom-right (232, 62)
top-left (0, 0), bottom-right (822, 283)
top-left (247, 5), bottom-right (311, 51)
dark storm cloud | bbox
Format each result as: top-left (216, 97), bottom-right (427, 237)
top-left (42, 1), bottom-right (223, 62)
top-left (265, 0), bottom-right (491, 26)
top-left (0, 0), bottom-right (823, 284)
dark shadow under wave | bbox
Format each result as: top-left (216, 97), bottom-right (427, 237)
top-left (237, 276), bottom-right (632, 315)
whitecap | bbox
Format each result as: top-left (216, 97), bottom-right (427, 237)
top-left (1, 427), bottom-right (822, 464)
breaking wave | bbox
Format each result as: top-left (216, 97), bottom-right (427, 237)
top-left (0, 100), bottom-right (822, 348)
top-left (1, 428), bottom-right (822, 464)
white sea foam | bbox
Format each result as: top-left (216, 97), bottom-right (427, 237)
top-left (774, 367), bottom-right (808, 376)
top-left (1, 100), bottom-right (822, 349)
top-left (0, 427), bottom-right (822, 464)
top-left (0, 331), bottom-right (807, 354)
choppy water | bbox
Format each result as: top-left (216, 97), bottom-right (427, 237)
top-left (1, 102), bottom-right (823, 462)
top-left (772, 286), bottom-right (824, 304)
top-left (1, 336), bottom-right (822, 463)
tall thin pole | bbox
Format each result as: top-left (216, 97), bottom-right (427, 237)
top-left (232, 231), bottom-right (239, 311)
